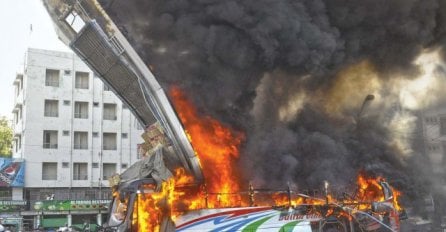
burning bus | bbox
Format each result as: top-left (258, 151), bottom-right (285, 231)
top-left (40, 1), bottom-right (407, 231)
top-left (103, 167), bottom-right (403, 231)
top-left (101, 125), bottom-right (404, 232)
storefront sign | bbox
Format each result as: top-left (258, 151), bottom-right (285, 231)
top-left (0, 201), bottom-right (26, 212)
top-left (33, 200), bottom-right (110, 211)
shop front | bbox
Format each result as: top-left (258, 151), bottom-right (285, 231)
top-left (0, 200), bottom-right (27, 231)
top-left (32, 199), bottom-right (110, 230)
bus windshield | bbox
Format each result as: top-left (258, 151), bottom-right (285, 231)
top-left (108, 193), bottom-right (130, 227)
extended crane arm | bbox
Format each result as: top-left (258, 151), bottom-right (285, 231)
top-left (42, 0), bottom-right (203, 183)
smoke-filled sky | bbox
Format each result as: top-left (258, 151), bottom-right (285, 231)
top-left (100, 0), bottom-right (446, 202)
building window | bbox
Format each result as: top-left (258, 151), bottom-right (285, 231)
top-left (103, 103), bottom-right (117, 120)
top-left (92, 163), bottom-right (99, 168)
top-left (103, 133), bottom-right (117, 150)
top-left (428, 143), bottom-right (440, 151)
top-left (121, 133), bottom-right (128, 139)
top-left (73, 163), bottom-right (88, 180)
top-left (63, 100), bottom-right (70, 106)
top-left (121, 163), bottom-right (128, 169)
top-left (62, 162), bottom-right (69, 168)
top-left (45, 69), bottom-right (59, 87)
top-left (103, 163), bottom-right (116, 179)
top-left (63, 130), bottom-right (70, 136)
top-left (92, 132), bottom-right (99, 137)
top-left (103, 84), bottom-right (111, 91)
top-left (73, 131), bottom-right (88, 149)
top-left (440, 116), bottom-right (446, 135)
top-left (15, 84), bottom-right (20, 97)
top-left (14, 112), bottom-right (18, 125)
top-left (18, 135), bottom-right (21, 150)
top-left (43, 130), bottom-right (58, 149)
top-left (64, 70), bottom-right (71, 75)
top-left (426, 116), bottom-right (438, 124)
top-left (15, 135), bottom-right (21, 152)
top-left (44, 100), bottom-right (59, 117)
top-left (0, 189), bottom-right (12, 201)
top-left (93, 102), bottom-right (99, 107)
top-left (75, 71), bottom-right (89, 89)
top-left (42, 162), bottom-right (57, 180)
top-left (74, 101), bottom-right (89, 119)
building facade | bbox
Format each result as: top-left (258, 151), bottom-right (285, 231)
top-left (423, 109), bottom-right (446, 177)
top-left (421, 107), bottom-right (446, 228)
top-left (8, 48), bottom-right (144, 230)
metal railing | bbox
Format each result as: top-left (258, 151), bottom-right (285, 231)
top-left (74, 112), bottom-right (88, 118)
top-left (43, 143), bottom-right (58, 149)
top-left (103, 145), bottom-right (117, 150)
top-left (73, 174), bottom-right (88, 180)
top-left (73, 144), bottom-right (88, 150)
top-left (44, 111), bottom-right (59, 117)
top-left (75, 82), bottom-right (89, 89)
top-left (41, 174), bottom-right (57, 180)
top-left (45, 80), bottom-right (59, 87)
top-left (109, 35), bottom-right (124, 55)
top-left (103, 113), bottom-right (117, 120)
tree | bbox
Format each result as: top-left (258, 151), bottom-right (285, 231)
top-left (0, 117), bottom-right (13, 157)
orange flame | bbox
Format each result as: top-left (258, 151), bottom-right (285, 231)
top-left (357, 174), bottom-right (386, 203)
top-left (169, 86), bottom-right (244, 207)
top-left (132, 181), bottom-right (176, 231)
top-left (354, 173), bottom-right (403, 211)
top-left (127, 87), bottom-right (405, 229)
top-left (271, 193), bottom-right (305, 206)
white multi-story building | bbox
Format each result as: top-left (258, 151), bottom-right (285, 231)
top-left (422, 108), bottom-right (446, 177)
top-left (420, 106), bottom-right (446, 228)
top-left (9, 48), bottom-right (144, 230)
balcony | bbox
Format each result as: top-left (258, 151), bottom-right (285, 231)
top-left (72, 174), bottom-right (88, 180)
top-left (44, 111), bottom-right (59, 117)
top-left (103, 114), bottom-right (117, 120)
top-left (73, 144), bottom-right (88, 150)
top-left (43, 143), bottom-right (58, 149)
top-left (74, 113), bottom-right (88, 119)
top-left (45, 80), bottom-right (59, 87)
top-left (13, 75), bottom-right (24, 106)
top-left (41, 174), bottom-right (57, 181)
top-left (102, 145), bottom-right (117, 150)
top-left (12, 103), bottom-right (22, 114)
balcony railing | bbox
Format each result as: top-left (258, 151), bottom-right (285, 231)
top-left (103, 114), bottom-right (117, 120)
top-left (73, 144), bottom-right (88, 150)
top-left (74, 112), bottom-right (88, 119)
top-left (42, 174), bottom-right (57, 180)
top-left (45, 80), bottom-right (59, 87)
top-left (75, 82), bottom-right (89, 89)
top-left (103, 145), bottom-right (117, 150)
top-left (44, 111), bottom-right (59, 117)
top-left (73, 174), bottom-right (88, 180)
top-left (43, 143), bottom-right (58, 149)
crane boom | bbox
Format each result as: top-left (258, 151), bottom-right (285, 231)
top-left (42, 0), bottom-right (203, 183)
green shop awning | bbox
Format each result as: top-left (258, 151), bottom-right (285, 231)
top-left (42, 217), bottom-right (67, 228)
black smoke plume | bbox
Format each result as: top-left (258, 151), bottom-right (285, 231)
top-left (100, 0), bottom-right (446, 205)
